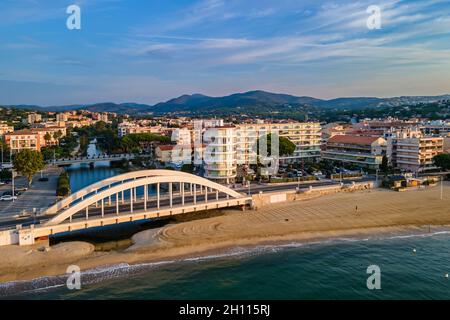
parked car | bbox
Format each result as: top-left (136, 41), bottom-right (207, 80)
top-left (0, 195), bottom-right (17, 201)
top-left (15, 187), bottom-right (28, 192)
top-left (38, 177), bottom-right (49, 182)
top-left (2, 190), bottom-right (20, 197)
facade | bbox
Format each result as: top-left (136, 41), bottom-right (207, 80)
top-left (321, 135), bottom-right (387, 169)
top-left (444, 136), bottom-right (450, 153)
top-left (0, 123), bottom-right (14, 137)
top-left (171, 128), bottom-right (192, 145)
top-left (235, 122), bottom-right (322, 165)
top-left (26, 113), bottom-right (42, 124)
top-left (393, 131), bottom-right (444, 172)
top-left (203, 126), bottom-right (237, 184)
top-left (5, 127), bottom-right (66, 152)
top-left (5, 130), bottom-right (40, 152)
top-left (421, 120), bottom-right (450, 136)
top-left (118, 121), bottom-right (162, 137)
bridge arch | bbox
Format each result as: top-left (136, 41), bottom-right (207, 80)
top-left (46, 170), bottom-right (246, 226)
top-left (45, 169), bottom-right (206, 214)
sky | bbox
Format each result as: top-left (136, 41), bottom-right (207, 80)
top-left (0, 0), bottom-right (450, 106)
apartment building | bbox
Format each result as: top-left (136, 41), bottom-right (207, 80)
top-left (393, 130), bottom-right (444, 172)
top-left (5, 130), bottom-right (41, 152)
top-left (0, 123), bottom-right (14, 137)
top-left (421, 120), bottom-right (450, 136)
top-left (203, 126), bottom-right (237, 184)
top-left (321, 135), bottom-right (387, 169)
top-left (171, 128), bottom-right (192, 145)
top-left (235, 122), bottom-right (322, 165)
top-left (26, 113), bottom-right (42, 124)
top-left (5, 127), bottom-right (66, 152)
top-left (117, 121), bottom-right (162, 138)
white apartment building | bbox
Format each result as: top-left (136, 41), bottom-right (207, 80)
top-left (171, 128), bottom-right (192, 145)
top-left (235, 122), bottom-right (322, 165)
top-left (118, 121), bottom-right (161, 138)
top-left (393, 130), bottom-right (444, 172)
top-left (203, 126), bottom-right (237, 184)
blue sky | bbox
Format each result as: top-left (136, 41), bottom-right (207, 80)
top-left (1, 0), bottom-right (450, 106)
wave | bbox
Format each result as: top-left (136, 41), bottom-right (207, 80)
top-left (2, 226), bottom-right (450, 298)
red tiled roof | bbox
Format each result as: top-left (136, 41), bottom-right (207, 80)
top-left (328, 135), bottom-right (381, 146)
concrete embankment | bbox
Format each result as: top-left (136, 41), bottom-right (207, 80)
top-left (251, 181), bottom-right (376, 209)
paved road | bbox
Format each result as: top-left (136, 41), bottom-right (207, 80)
top-left (0, 177), bottom-right (374, 230)
top-left (0, 166), bottom-right (62, 220)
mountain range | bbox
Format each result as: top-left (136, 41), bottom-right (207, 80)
top-left (5, 90), bottom-right (450, 115)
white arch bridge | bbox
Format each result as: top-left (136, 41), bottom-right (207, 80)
top-left (16, 170), bottom-right (252, 245)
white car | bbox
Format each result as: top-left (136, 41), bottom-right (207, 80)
top-left (0, 195), bottom-right (17, 201)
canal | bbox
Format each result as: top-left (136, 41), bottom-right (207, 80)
top-left (66, 139), bottom-right (121, 192)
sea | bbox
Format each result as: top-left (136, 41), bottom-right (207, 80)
top-left (2, 230), bottom-right (450, 299)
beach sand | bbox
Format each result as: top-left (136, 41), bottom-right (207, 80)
top-left (1, 183), bottom-right (449, 283)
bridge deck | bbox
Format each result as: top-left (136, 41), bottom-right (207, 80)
top-left (22, 197), bottom-right (252, 240)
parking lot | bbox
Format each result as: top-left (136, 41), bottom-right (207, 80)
top-left (0, 166), bottom-right (62, 220)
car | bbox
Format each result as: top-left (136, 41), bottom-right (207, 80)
top-left (2, 190), bottom-right (20, 197)
top-left (0, 195), bottom-right (17, 201)
top-left (38, 177), bottom-right (49, 182)
top-left (15, 187), bottom-right (28, 192)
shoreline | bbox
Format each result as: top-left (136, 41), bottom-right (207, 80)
top-left (2, 223), bottom-right (450, 297)
top-left (1, 184), bottom-right (449, 288)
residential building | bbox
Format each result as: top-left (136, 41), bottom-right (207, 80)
top-left (56, 113), bottom-right (69, 122)
top-left (321, 135), bottom-right (387, 169)
top-left (26, 113), bottom-right (42, 124)
top-left (5, 127), bottom-right (66, 152)
top-left (0, 123), bottom-right (14, 137)
top-left (393, 130), bottom-right (444, 172)
top-left (118, 121), bottom-right (162, 137)
top-left (171, 128), bottom-right (192, 145)
top-left (5, 130), bottom-right (41, 152)
top-left (235, 121), bottom-right (322, 164)
top-left (203, 126), bottom-right (237, 184)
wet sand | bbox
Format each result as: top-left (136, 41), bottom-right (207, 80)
top-left (1, 183), bottom-right (449, 283)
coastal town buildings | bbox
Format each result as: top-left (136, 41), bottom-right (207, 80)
top-left (5, 127), bottom-right (66, 152)
top-left (117, 121), bottom-right (162, 137)
top-left (0, 123), bottom-right (14, 137)
top-left (389, 129), bottom-right (444, 172)
top-left (26, 113), bottom-right (42, 125)
top-left (321, 135), bottom-right (387, 169)
top-left (203, 126), bottom-right (237, 183)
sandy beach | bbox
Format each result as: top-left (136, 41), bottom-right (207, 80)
top-left (1, 183), bottom-right (449, 284)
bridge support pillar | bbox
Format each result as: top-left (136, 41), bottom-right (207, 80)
top-left (181, 182), bottom-right (185, 206)
top-left (157, 183), bottom-right (160, 209)
top-left (144, 185), bottom-right (148, 211)
top-left (193, 184), bottom-right (197, 204)
top-left (169, 182), bottom-right (173, 208)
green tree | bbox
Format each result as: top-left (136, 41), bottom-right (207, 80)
top-left (380, 155), bottom-right (389, 173)
top-left (44, 132), bottom-right (52, 144)
top-left (256, 133), bottom-right (296, 157)
top-left (433, 153), bottom-right (450, 171)
top-left (12, 149), bottom-right (45, 187)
